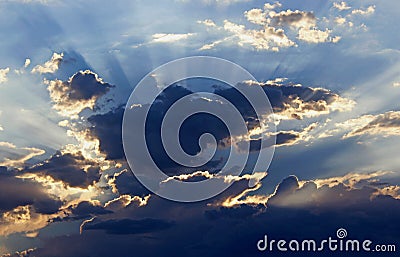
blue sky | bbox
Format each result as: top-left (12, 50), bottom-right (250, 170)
top-left (0, 0), bottom-right (399, 256)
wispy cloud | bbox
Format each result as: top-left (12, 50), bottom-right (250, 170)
top-left (151, 33), bottom-right (195, 43)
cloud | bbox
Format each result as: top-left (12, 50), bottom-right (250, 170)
top-left (392, 82), bottom-right (400, 87)
top-left (29, 171), bottom-right (400, 257)
top-left (312, 171), bottom-right (391, 188)
top-left (87, 106), bottom-right (124, 160)
top-left (0, 142), bottom-right (45, 168)
top-left (25, 151), bottom-right (101, 188)
top-left (218, 170), bottom-right (397, 209)
top-left (24, 58), bottom-right (31, 68)
top-left (0, 167), bottom-right (64, 237)
top-left (104, 195), bottom-right (150, 211)
top-left (242, 80), bottom-right (355, 120)
top-left (264, 1), bottom-right (282, 10)
top-left (333, 1), bottom-right (351, 11)
top-left (199, 2), bottom-right (341, 51)
top-left (269, 10), bottom-right (316, 29)
top-left (197, 19), bottom-right (217, 27)
top-left (222, 20), bottom-right (295, 51)
top-left (351, 5), bottom-right (375, 16)
top-left (70, 200), bottom-right (112, 219)
top-left (0, 167), bottom-right (62, 214)
top-left (0, 205), bottom-right (60, 237)
top-left (244, 8), bottom-right (267, 25)
top-left (1, 248), bottom-right (35, 257)
top-left (31, 52), bottom-right (63, 74)
top-left (151, 33), bottom-right (195, 43)
top-left (105, 168), bottom-right (151, 197)
top-left (298, 28), bottom-right (339, 44)
top-left (82, 218), bottom-right (173, 235)
top-left (44, 70), bottom-right (114, 118)
top-left (265, 172), bottom-right (398, 211)
top-left (199, 40), bottom-right (224, 50)
top-left (343, 111), bottom-right (400, 138)
top-left (0, 68), bottom-right (10, 84)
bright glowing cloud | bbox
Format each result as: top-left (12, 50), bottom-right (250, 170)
top-left (0, 142), bottom-right (45, 168)
top-left (151, 33), bottom-right (195, 43)
top-left (333, 1), bottom-right (351, 11)
top-left (351, 5), bottom-right (375, 16)
top-left (31, 52), bottom-right (63, 74)
top-left (24, 58), bottom-right (31, 68)
top-left (0, 67), bottom-right (10, 84)
top-left (343, 111), bottom-right (400, 138)
top-left (199, 2), bottom-right (341, 51)
top-left (44, 70), bottom-right (113, 119)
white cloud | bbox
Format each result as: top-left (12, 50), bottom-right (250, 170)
top-left (31, 52), bottom-right (63, 74)
top-left (24, 58), bottom-right (31, 68)
top-left (393, 82), bottom-right (400, 87)
top-left (343, 111), bottom-right (400, 138)
top-left (334, 16), bottom-right (347, 25)
top-left (198, 2), bottom-right (340, 51)
top-left (298, 28), bottom-right (337, 43)
top-left (245, 8), bottom-right (267, 25)
top-left (264, 1), bottom-right (282, 10)
top-left (197, 19), bottom-right (217, 27)
top-left (151, 33), bottom-right (195, 43)
top-left (0, 67), bottom-right (10, 84)
top-left (351, 5), bottom-right (375, 16)
top-left (199, 39), bottom-right (224, 50)
top-left (333, 1), bottom-right (351, 11)
top-left (223, 20), bottom-right (296, 51)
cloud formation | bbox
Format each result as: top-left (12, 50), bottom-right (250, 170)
top-left (343, 111), bottom-right (400, 138)
top-left (31, 52), bottom-right (63, 74)
top-left (0, 142), bottom-right (45, 168)
top-left (199, 2), bottom-right (341, 51)
top-left (0, 68), bottom-right (10, 84)
top-left (44, 70), bottom-right (114, 118)
top-left (151, 33), bottom-right (195, 43)
top-left (333, 1), bottom-right (351, 11)
top-left (25, 151), bottom-right (101, 188)
top-left (24, 171), bottom-right (400, 257)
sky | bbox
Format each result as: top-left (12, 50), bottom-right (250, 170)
top-left (0, 0), bottom-right (399, 256)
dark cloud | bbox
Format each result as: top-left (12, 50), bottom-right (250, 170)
top-left (26, 151), bottom-right (101, 188)
top-left (271, 10), bottom-right (316, 28)
top-left (83, 218), bottom-right (173, 235)
top-left (66, 70), bottom-right (113, 101)
top-left (108, 168), bottom-right (151, 196)
top-left (88, 106), bottom-right (124, 160)
top-left (0, 167), bottom-right (62, 214)
top-left (85, 79), bottom-right (352, 181)
top-left (30, 174), bottom-right (400, 257)
top-left (45, 70), bottom-right (114, 118)
top-left (71, 201), bottom-right (113, 218)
